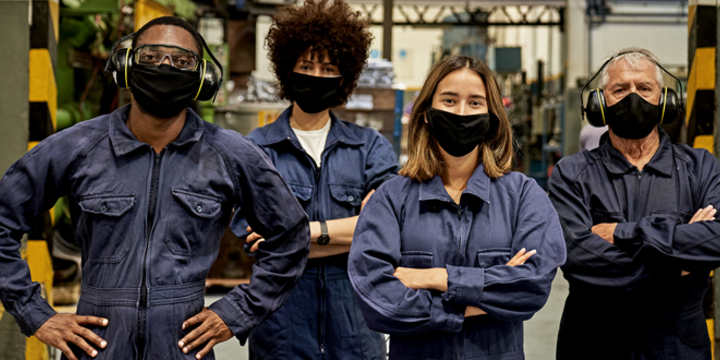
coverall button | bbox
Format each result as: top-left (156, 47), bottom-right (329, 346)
top-left (196, 205), bottom-right (203, 213)
top-left (100, 204), bottom-right (107, 213)
top-left (348, 196), bottom-right (354, 202)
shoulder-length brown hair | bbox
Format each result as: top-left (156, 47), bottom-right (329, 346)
top-left (400, 55), bottom-right (513, 181)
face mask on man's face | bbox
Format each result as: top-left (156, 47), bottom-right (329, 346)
top-left (605, 92), bottom-right (661, 140)
top-left (130, 63), bottom-right (200, 119)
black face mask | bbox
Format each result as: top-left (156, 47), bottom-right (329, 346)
top-left (130, 63), bottom-right (200, 119)
top-left (426, 108), bottom-right (492, 157)
top-left (605, 92), bottom-right (660, 140)
top-left (288, 72), bottom-right (343, 114)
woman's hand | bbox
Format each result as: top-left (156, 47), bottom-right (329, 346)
top-left (393, 268), bottom-right (449, 292)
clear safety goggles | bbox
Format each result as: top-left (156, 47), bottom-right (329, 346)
top-left (134, 44), bottom-right (200, 71)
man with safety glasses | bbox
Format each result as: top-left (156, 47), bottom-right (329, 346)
top-left (0, 16), bottom-right (310, 360)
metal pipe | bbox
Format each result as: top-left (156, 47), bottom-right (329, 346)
top-left (383, 0), bottom-right (393, 60)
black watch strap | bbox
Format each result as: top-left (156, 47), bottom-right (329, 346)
top-left (317, 221), bottom-right (330, 246)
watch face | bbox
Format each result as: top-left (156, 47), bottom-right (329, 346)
top-left (317, 235), bottom-right (330, 246)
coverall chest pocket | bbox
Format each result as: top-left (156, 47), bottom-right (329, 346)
top-left (591, 209), bottom-right (625, 225)
top-left (651, 211), bottom-right (694, 225)
top-left (165, 189), bottom-right (222, 256)
top-left (476, 248), bottom-right (512, 268)
top-left (329, 184), bottom-right (363, 217)
top-left (78, 193), bottom-right (135, 264)
top-left (287, 182), bottom-right (313, 203)
top-left (399, 251), bottom-right (434, 268)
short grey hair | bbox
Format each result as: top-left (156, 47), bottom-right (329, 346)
top-left (598, 47), bottom-right (664, 90)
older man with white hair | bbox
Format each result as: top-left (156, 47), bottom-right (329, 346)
top-left (549, 47), bottom-right (720, 359)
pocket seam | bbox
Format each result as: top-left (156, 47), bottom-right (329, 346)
top-left (88, 248), bottom-right (130, 264)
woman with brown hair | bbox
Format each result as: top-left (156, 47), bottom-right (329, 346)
top-left (230, 0), bottom-right (399, 359)
top-left (348, 55), bottom-right (566, 360)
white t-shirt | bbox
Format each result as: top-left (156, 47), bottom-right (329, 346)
top-left (291, 118), bottom-right (331, 168)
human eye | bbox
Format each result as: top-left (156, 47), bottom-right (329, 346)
top-left (443, 98), bottom-right (455, 105)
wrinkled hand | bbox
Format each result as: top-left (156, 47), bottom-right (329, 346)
top-left (592, 223), bottom-right (618, 244)
top-left (678, 206), bottom-right (715, 276)
top-left (34, 313), bottom-right (108, 360)
top-left (690, 205), bottom-right (716, 224)
top-left (179, 308), bottom-right (233, 359)
top-left (245, 226), bottom-right (264, 253)
top-left (361, 189), bottom-right (375, 211)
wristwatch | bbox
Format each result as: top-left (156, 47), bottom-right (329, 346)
top-left (317, 220), bottom-right (330, 246)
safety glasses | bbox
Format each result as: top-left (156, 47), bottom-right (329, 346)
top-left (134, 44), bottom-right (201, 71)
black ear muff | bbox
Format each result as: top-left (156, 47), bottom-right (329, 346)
top-left (585, 89), bottom-right (608, 127)
top-left (108, 48), bottom-right (133, 89)
top-left (658, 87), bottom-right (680, 124)
top-left (193, 60), bottom-right (221, 101)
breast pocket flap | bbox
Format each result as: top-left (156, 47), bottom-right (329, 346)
top-left (288, 182), bottom-right (313, 202)
top-left (399, 251), bottom-right (433, 268)
top-left (329, 184), bottom-right (363, 207)
top-left (79, 194), bottom-right (135, 216)
top-left (171, 189), bottom-right (221, 219)
top-left (477, 248), bottom-right (512, 268)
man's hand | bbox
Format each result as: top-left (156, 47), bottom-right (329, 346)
top-left (245, 226), bottom-right (264, 253)
top-left (592, 223), bottom-right (618, 244)
top-left (179, 309), bottom-right (233, 359)
top-left (690, 205), bottom-right (716, 224)
top-left (465, 306), bottom-right (487, 317)
top-left (34, 313), bottom-right (108, 360)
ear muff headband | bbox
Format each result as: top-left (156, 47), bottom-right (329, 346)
top-left (124, 48), bottom-right (131, 89)
top-left (105, 30), bottom-right (225, 102)
top-left (595, 89), bottom-right (606, 126)
top-left (660, 87), bottom-right (668, 124)
top-left (581, 51), bottom-right (684, 123)
top-left (194, 60), bottom-right (207, 101)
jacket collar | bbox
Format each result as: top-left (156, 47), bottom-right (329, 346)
top-left (599, 126), bottom-right (673, 177)
top-left (109, 105), bottom-right (204, 156)
top-left (259, 106), bottom-right (364, 149)
top-left (419, 163), bottom-right (491, 204)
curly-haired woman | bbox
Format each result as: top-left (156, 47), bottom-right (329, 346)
top-left (230, 0), bottom-right (399, 359)
top-left (348, 55), bottom-right (566, 359)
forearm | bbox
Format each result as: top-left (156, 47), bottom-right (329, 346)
top-left (309, 244), bottom-right (351, 258)
top-left (309, 216), bottom-right (359, 246)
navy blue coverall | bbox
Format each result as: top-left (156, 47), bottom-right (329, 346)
top-left (0, 106), bottom-right (310, 359)
top-left (231, 107), bottom-right (400, 359)
top-left (548, 128), bottom-right (720, 359)
top-left (348, 165), bottom-right (567, 360)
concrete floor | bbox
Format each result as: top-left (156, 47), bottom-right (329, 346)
top-left (53, 273), bottom-right (569, 360)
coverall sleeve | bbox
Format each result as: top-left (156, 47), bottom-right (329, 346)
top-left (613, 152), bottom-right (720, 271)
top-left (348, 185), bottom-right (466, 335)
top-left (0, 140), bottom-right (69, 336)
top-left (364, 133), bottom-right (400, 192)
top-left (208, 146), bottom-right (310, 344)
top-left (443, 179), bottom-right (566, 321)
top-left (548, 161), bottom-right (648, 288)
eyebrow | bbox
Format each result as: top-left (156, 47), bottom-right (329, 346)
top-left (299, 60), bottom-right (336, 66)
top-left (438, 91), bottom-right (486, 99)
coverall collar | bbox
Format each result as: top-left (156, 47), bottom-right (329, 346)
top-left (109, 105), bottom-right (204, 156)
top-left (260, 106), bottom-right (364, 150)
top-left (419, 163), bottom-right (491, 204)
top-left (600, 126), bottom-right (674, 177)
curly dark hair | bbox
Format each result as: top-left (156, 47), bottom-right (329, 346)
top-left (266, 0), bottom-right (373, 106)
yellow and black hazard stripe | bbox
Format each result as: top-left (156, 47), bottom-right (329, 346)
top-left (686, 2), bottom-right (715, 153)
top-left (28, 0), bottom-right (59, 151)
